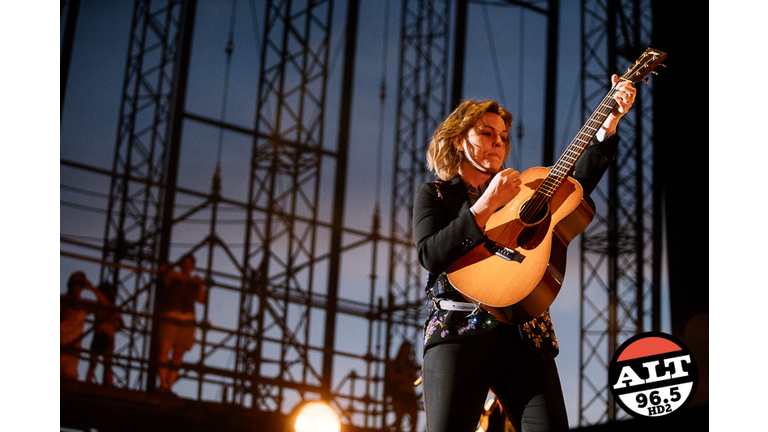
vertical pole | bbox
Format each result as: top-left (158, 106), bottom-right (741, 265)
top-left (650, 1), bottom-right (663, 334)
top-left (541, 0), bottom-right (559, 166)
top-left (451, 0), bottom-right (468, 109)
top-left (61, 0), bottom-right (81, 117)
top-left (148, 0), bottom-right (197, 393)
top-left (323, 0), bottom-right (359, 394)
top-left (605, 0), bottom-right (618, 420)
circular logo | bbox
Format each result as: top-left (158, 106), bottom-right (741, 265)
top-left (608, 332), bottom-right (698, 419)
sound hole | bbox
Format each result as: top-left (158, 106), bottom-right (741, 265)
top-left (519, 198), bottom-right (550, 226)
top-left (517, 198), bottom-right (551, 250)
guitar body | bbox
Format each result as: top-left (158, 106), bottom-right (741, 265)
top-left (446, 166), bottom-right (595, 323)
top-left (440, 47), bottom-right (666, 324)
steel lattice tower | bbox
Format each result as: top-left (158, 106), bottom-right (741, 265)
top-left (578, 0), bottom-right (661, 426)
top-left (98, 0), bottom-right (192, 393)
top-left (389, 0), bottom-right (451, 358)
top-left (384, 2), bottom-right (452, 429)
top-left (236, 0), bottom-right (337, 412)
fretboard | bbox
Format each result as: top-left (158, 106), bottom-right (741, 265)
top-left (538, 86), bottom-right (621, 198)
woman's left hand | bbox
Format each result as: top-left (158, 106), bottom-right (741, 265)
top-left (601, 74), bottom-right (636, 135)
top-left (610, 73), bottom-right (636, 118)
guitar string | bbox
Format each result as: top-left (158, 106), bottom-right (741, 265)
top-left (518, 89), bottom-right (619, 221)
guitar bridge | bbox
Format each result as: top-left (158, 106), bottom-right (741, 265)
top-left (484, 240), bottom-right (525, 263)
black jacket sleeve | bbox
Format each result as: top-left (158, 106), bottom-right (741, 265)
top-left (571, 134), bottom-right (620, 196)
top-left (413, 181), bottom-right (486, 275)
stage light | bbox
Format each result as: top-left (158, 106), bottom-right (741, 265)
top-left (292, 400), bottom-right (341, 432)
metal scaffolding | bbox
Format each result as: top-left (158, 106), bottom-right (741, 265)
top-left (389, 0), bottom-right (452, 360)
top-left (98, 0), bottom-right (192, 394)
top-left (236, 0), bottom-right (337, 411)
top-left (60, 0), bottom-right (433, 430)
top-left (60, 0), bottom-right (665, 431)
top-left (578, 0), bottom-right (660, 426)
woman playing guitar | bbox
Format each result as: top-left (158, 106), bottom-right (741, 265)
top-left (414, 73), bottom-right (637, 432)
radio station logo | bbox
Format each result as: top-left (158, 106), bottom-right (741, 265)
top-left (608, 332), bottom-right (697, 419)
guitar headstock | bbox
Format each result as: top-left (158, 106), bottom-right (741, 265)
top-left (622, 48), bottom-right (668, 84)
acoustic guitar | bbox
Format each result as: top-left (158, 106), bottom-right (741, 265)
top-left (446, 47), bottom-right (667, 324)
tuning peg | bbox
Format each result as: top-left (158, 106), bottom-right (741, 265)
top-left (643, 77), bottom-right (650, 84)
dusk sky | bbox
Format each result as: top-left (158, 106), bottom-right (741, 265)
top-left (3, 0), bottom-right (762, 430)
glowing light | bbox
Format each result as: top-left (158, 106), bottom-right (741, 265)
top-left (293, 401), bottom-right (341, 432)
top-left (484, 397), bottom-right (496, 411)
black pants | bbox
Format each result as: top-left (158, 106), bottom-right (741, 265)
top-left (422, 323), bottom-right (568, 432)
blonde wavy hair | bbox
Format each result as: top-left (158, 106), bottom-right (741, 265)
top-left (426, 100), bottom-right (513, 180)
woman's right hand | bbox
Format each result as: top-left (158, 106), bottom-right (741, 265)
top-left (471, 168), bottom-right (521, 230)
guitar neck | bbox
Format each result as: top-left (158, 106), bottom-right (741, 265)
top-left (536, 47), bottom-right (667, 199)
top-left (540, 87), bottom-right (621, 197)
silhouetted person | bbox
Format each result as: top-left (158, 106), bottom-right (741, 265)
top-left (61, 271), bottom-right (110, 379)
top-left (156, 254), bottom-right (206, 393)
top-left (385, 341), bottom-right (420, 432)
top-left (86, 282), bottom-right (124, 385)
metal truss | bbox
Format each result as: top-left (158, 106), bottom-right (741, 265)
top-left (578, 0), bottom-right (660, 426)
top-left (98, 0), bottom-right (189, 393)
top-left (383, 1), bottom-right (453, 430)
top-left (237, 0), bottom-right (337, 413)
top-left (389, 0), bottom-right (451, 356)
